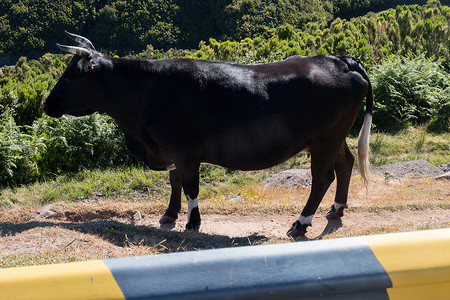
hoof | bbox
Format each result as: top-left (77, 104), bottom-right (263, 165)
top-left (326, 204), bottom-right (348, 220)
top-left (186, 222), bottom-right (200, 232)
top-left (186, 206), bottom-right (201, 232)
top-left (159, 214), bottom-right (177, 224)
top-left (287, 221), bottom-right (309, 239)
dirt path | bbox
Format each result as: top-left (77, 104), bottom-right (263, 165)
top-left (1, 205), bottom-right (449, 265)
top-left (176, 208), bottom-right (450, 238)
top-left (146, 208), bottom-right (450, 240)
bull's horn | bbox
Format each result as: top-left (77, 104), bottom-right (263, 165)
top-left (64, 31), bottom-right (95, 50)
top-left (57, 43), bottom-right (91, 58)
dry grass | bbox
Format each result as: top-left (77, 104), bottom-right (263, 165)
top-left (0, 226), bottom-right (165, 268)
top-left (1, 167), bottom-right (449, 268)
top-left (327, 221), bottom-right (450, 239)
top-left (1, 175), bottom-right (447, 225)
top-left (199, 175), bottom-right (450, 214)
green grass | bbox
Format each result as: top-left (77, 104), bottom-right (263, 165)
top-left (0, 167), bottom-right (170, 207)
top-left (1, 126), bottom-right (448, 208)
top-left (348, 126), bottom-right (450, 167)
top-left (0, 253), bottom-right (82, 269)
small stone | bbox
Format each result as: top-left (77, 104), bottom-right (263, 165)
top-left (39, 204), bottom-right (57, 219)
top-left (435, 172), bottom-right (450, 180)
top-left (227, 193), bottom-right (243, 203)
top-left (132, 211), bottom-right (142, 225)
top-left (260, 169), bottom-right (312, 190)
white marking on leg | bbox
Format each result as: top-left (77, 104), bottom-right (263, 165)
top-left (166, 164), bottom-right (176, 171)
top-left (187, 196), bottom-right (198, 221)
top-left (333, 202), bottom-right (348, 210)
top-left (298, 215), bottom-right (314, 225)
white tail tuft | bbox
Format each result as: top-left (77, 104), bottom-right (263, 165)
top-left (357, 113), bottom-right (372, 189)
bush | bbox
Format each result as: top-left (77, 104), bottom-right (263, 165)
top-left (370, 55), bottom-right (450, 132)
top-left (0, 110), bottom-right (133, 187)
top-left (32, 114), bottom-right (133, 179)
top-left (0, 109), bottom-right (41, 186)
top-left (0, 54), bottom-right (67, 126)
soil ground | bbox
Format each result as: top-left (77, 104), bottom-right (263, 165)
top-left (1, 206), bottom-right (449, 259)
top-left (0, 169), bottom-right (449, 267)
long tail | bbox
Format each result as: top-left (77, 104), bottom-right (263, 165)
top-left (357, 69), bottom-right (374, 188)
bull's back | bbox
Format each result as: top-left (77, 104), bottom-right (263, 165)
top-left (152, 56), bottom-right (368, 170)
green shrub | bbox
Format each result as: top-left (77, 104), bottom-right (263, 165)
top-left (0, 108), bottom-right (41, 186)
top-left (0, 109), bottom-right (133, 187)
top-left (0, 54), bottom-right (67, 126)
top-left (32, 114), bottom-right (133, 179)
top-left (370, 55), bottom-right (450, 132)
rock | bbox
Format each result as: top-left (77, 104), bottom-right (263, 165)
top-left (437, 163), bottom-right (450, 173)
top-left (132, 211), bottom-right (142, 225)
top-left (39, 204), bottom-right (57, 219)
top-left (260, 169), bottom-right (312, 190)
top-left (259, 160), bottom-right (448, 189)
top-left (372, 159), bottom-right (444, 179)
top-left (435, 172), bottom-right (450, 180)
top-left (227, 193), bottom-right (243, 203)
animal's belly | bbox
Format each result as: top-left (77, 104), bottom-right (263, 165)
top-left (206, 144), bottom-right (307, 171)
top-left (201, 121), bottom-right (308, 171)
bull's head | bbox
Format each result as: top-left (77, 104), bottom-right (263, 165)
top-left (42, 31), bottom-right (111, 117)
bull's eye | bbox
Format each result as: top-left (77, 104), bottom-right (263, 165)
top-left (83, 65), bottom-right (95, 73)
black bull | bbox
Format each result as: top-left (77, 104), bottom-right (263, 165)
top-left (43, 32), bottom-right (373, 238)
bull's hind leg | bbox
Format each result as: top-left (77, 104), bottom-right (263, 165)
top-left (160, 170), bottom-right (182, 224)
top-left (287, 152), bottom-right (336, 239)
top-left (326, 141), bottom-right (354, 220)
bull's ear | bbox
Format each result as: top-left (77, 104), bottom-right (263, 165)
top-left (64, 31), bottom-right (96, 50)
top-left (57, 43), bottom-right (91, 58)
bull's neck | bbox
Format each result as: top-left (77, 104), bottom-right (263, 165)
top-left (102, 57), bottom-right (152, 126)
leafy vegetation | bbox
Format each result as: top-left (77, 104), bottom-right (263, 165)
top-left (1, 1), bottom-right (449, 189)
top-left (0, 110), bottom-right (133, 187)
top-left (175, 1), bottom-right (450, 64)
top-left (371, 55), bottom-right (450, 131)
top-left (1, 0), bottom-right (450, 58)
top-left (0, 54), bottom-right (66, 126)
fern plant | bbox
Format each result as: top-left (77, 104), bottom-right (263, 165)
top-left (371, 55), bottom-right (450, 132)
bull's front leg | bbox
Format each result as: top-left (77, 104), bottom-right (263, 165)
top-left (186, 195), bottom-right (201, 231)
top-left (175, 160), bottom-right (201, 231)
top-left (159, 170), bottom-right (182, 224)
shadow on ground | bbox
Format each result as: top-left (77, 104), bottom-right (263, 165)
top-left (0, 220), bottom-right (275, 253)
top-left (0, 215), bottom-right (343, 252)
